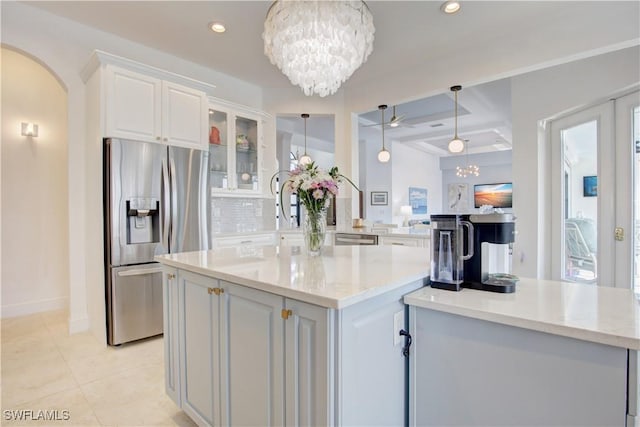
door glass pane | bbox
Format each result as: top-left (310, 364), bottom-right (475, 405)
top-left (634, 107), bottom-right (640, 291)
top-left (209, 108), bottom-right (228, 189)
top-left (562, 120), bottom-right (598, 283)
top-left (236, 115), bottom-right (258, 190)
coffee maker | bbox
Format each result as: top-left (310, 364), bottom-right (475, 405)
top-left (429, 213), bottom-right (518, 293)
top-left (464, 213), bottom-right (518, 293)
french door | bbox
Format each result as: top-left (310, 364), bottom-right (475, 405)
top-left (550, 90), bottom-right (639, 289)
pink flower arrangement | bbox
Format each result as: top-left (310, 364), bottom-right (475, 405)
top-left (273, 162), bottom-right (358, 218)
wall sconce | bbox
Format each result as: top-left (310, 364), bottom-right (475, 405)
top-left (21, 122), bottom-right (39, 137)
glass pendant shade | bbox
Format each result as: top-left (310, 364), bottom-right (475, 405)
top-left (378, 148), bottom-right (391, 163)
top-left (263, 0), bottom-right (375, 97)
top-left (299, 154), bottom-right (312, 165)
top-left (448, 137), bottom-right (465, 153)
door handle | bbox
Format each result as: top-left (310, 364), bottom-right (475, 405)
top-left (615, 227), bottom-right (624, 241)
top-left (399, 329), bottom-right (412, 357)
top-left (161, 158), bottom-right (170, 249)
top-left (170, 156), bottom-right (178, 251)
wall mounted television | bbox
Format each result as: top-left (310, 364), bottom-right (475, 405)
top-left (474, 183), bottom-right (513, 208)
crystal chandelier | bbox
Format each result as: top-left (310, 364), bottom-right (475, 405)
top-left (263, 0), bottom-right (375, 97)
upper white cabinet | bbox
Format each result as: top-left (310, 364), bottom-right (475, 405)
top-left (105, 65), bottom-right (208, 150)
top-left (208, 100), bottom-right (267, 196)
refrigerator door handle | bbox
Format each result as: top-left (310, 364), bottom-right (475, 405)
top-left (170, 156), bottom-right (178, 252)
top-left (161, 157), bottom-right (170, 249)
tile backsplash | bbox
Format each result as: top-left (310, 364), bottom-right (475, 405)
top-left (210, 197), bottom-right (276, 234)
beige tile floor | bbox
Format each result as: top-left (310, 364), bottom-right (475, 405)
top-left (1, 310), bottom-right (197, 427)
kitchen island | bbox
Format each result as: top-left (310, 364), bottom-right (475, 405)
top-left (156, 245), bottom-right (429, 427)
top-left (405, 279), bottom-right (640, 426)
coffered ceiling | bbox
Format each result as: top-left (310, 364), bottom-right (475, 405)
top-left (22, 1), bottom-right (639, 155)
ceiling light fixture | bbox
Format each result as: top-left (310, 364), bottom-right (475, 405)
top-left (263, 1), bottom-right (375, 97)
top-left (377, 105), bottom-right (391, 163)
top-left (209, 22), bottom-right (226, 33)
top-left (456, 139), bottom-right (480, 178)
top-left (298, 113), bottom-right (312, 166)
top-left (441, 0), bottom-right (461, 14)
top-left (448, 85), bottom-right (465, 153)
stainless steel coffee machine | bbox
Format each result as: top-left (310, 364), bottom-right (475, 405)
top-left (430, 213), bottom-right (518, 293)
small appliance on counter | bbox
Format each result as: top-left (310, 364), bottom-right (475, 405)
top-left (429, 213), bottom-right (518, 293)
top-left (429, 214), bottom-right (474, 291)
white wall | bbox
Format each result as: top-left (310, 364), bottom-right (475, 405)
top-left (359, 134), bottom-right (393, 223)
top-left (1, 47), bottom-right (69, 317)
top-left (1, 2), bottom-right (263, 334)
top-left (440, 150), bottom-right (513, 214)
top-left (392, 144), bottom-right (442, 225)
top-left (512, 46), bottom-right (640, 280)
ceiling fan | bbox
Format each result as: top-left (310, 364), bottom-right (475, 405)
top-left (362, 105), bottom-right (409, 128)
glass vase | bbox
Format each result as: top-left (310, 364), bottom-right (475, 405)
top-left (303, 209), bottom-right (327, 256)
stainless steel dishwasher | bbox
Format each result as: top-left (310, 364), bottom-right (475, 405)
top-left (334, 232), bottom-right (378, 245)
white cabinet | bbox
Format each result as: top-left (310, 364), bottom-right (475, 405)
top-left (105, 65), bottom-right (208, 149)
top-left (208, 101), bottom-right (266, 196)
top-left (210, 232), bottom-right (276, 248)
top-left (379, 235), bottom-right (429, 250)
top-left (162, 267), bottom-right (181, 406)
top-left (165, 269), bottom-right (421, 426)
top-left (284, 299), bottom-right (331, 426)
top-left (218, 281), bottom-right (284, 426)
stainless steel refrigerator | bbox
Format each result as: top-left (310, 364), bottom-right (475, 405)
top-left (103, 138), bottom-right (208, 345)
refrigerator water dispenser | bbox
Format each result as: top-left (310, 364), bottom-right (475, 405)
top-left (126, 198), bottom-right (159, 244)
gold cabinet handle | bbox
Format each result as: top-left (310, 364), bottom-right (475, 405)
top-left (207, 287), bottom-right (224, 296)
top-left (281, 309), bottom-right (292, 320)
top-left (167, 273), bottom-right (176, 279)
top-left (207, 287), bottom-right (215, 295)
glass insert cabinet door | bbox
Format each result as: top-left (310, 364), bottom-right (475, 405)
top-left (235, 115), bottom-right (258, 191)
top-left (551, 90), bottom-right (640, 289)
top-left (208, 108), bottom-right (228, 189)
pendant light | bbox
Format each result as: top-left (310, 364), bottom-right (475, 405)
top-left (377, 105), bottom-right (391, 163)
top-left (448, 85), bottom-right (465, 153)
top-left (298, 113), bottom-right (312, 166)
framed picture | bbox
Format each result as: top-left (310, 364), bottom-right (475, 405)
top-left (473, 183), bottom-right (513, 208)
top-left (370, 191), bottom-right (388, 205)
top-left (583, 175), bottom-right (597, 197)
top-left (448, 183), bottom-right (469, 212)
top-left (409, 187), bottom-right (428, 214)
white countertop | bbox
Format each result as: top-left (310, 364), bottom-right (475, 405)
top-left (405, 279), bottom-right (640, 350)
top-left (156, 245), bottom-right (429, 309)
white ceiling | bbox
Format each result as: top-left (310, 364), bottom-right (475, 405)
top-left (24, 1), bottom-right (639, 155)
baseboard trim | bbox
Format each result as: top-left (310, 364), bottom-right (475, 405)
top-left (68, 314), bottom-right (90, 334)
top-left (1, 296), bottom-right (69, 319)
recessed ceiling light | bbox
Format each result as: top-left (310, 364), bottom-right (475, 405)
top-left (209, 22), bottom-right (226, 33)
top-left (441, 1), bottom-right (461, 14)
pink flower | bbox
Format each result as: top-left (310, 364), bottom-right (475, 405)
top-left (312, 189), bottom-right (324, 200)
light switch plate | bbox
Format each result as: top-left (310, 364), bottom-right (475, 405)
top-left (393, 310), bottom-right (404, 346)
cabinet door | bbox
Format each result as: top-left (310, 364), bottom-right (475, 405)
top-left (179, 271), bottom-right (220, 427)
top-left (218, 282), bottom-right (285, 426)
top-left (234, 113), bottom-right (260, 192)
top-left (284, 299), bottom-right (331, 427)
top-left (162, 267), bottom-right (180, 406)
top-left (105, 65), bottom-right (162, 143)
top-left (162, 81), bottom-right (207, 149)
top-left (208, 106), bottom-right (231, 191)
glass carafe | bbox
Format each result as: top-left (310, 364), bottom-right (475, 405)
top-left (430, 215), bottom-right (474, 291)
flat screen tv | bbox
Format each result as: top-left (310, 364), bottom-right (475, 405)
top-left (474, 183), bottom-right (513, 208)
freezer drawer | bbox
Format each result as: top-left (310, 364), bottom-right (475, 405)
top-left (108, 264), bottom-right (164, 345)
